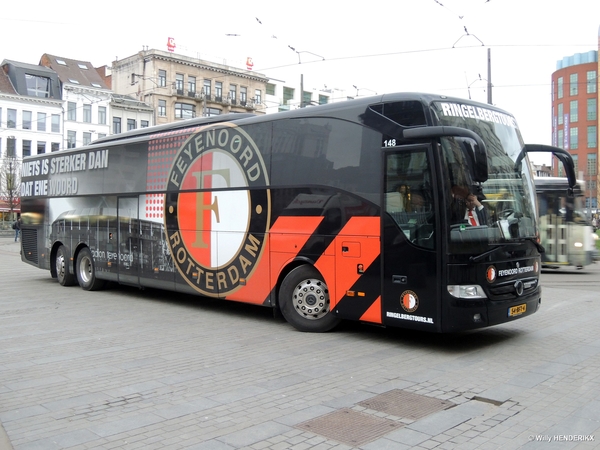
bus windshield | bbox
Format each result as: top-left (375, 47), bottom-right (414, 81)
top-left (432, 101), bottom-right (538, 253)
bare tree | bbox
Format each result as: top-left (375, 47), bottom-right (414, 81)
top-left (0, 154), bottom-right (21, 219)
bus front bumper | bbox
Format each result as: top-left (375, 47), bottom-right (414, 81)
top-left (443, 288), bottom-right (542, 332)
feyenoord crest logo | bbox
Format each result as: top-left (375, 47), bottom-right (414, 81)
top-left (400, 290), bottom-right (419, 313)
top-left (164, 123), bottom-right (270, 296)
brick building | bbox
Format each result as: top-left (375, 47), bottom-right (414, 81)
top-left (551, 47), bottom-right (598, 211)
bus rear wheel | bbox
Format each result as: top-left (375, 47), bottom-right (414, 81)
top-left (76, 247), bottom-right (106, 291)
top-left (56, 245), bottom-right (76, 286)
top-left (279, 265), bottom-right (340, 332)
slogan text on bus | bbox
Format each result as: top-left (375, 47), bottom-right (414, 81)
top-left (20, 150), bottom-right (109, 197)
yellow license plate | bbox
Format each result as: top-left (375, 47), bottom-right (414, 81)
top-left (508, 304), bottom-right (526, 317)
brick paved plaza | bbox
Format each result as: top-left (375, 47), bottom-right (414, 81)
top-left (0, 237), bottom-right (599, 449)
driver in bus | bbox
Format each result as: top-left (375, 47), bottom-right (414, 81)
top-left (451, 185), bottom-right (488, 226)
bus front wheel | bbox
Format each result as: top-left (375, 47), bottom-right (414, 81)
top-left (279, 265), bottom-right (340, 332)
top-left (76, 247), bottom-right (106, 291)
top-left (56, 245), bottom-right (77, 286)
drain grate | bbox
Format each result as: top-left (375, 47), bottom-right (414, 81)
top-left (296, 408), bottom-right (403, 447)
top-left (358, 389), bottom-right (454, 420)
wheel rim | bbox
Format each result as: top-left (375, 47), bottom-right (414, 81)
top-left (291, 278), bottom-right (330, 320)
top-left (57, 252), bottom-right (67, 280)
top-left (79, 254), bottom-right (93, 284)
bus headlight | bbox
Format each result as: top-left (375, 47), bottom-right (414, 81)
top-left (447, 285), bottom-right (487, 299)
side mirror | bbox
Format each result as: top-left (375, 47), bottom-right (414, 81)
top-left (516, 144), bottom-right (576, 193)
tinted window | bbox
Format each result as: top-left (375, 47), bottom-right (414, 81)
top-left (271, 118), bottom-right (380, 200)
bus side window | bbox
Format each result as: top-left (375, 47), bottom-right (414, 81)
top-left (385, 150), bottom-right (435, 249)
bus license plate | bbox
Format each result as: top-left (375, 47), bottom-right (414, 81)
top-left (508, 304), bottom-right (526, 317)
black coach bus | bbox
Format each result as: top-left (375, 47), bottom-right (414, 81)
top-left (20, 93), bottom-right (576, 333)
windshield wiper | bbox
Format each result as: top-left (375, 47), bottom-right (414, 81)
top-left (469, 238), bottom-right (544, 263)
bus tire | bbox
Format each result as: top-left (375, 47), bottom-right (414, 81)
top-left (56, 245), bottom-right (77, 286)
top-left (76, 247), bottom-right (106, 291)
top-left (279, 265), bottom-right (340, 332)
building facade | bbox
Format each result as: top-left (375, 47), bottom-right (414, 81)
top-left (551, 49), bottom-right (599, 211)
top-left (40, 54), bottom-right (114, 148)
top-left (0, 60), bottom-right (64, 218)
top-left (111, 49), bottom-right (269, 124)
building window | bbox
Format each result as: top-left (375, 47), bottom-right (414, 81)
top-left (254, 89), bottom-right (261, 105)
top-left (319, 95), bottom-right (329, 105)
top-left (588, 98), bottom-right (597, 121)
top-left (587, 153), bottom-right (597, 176)
top-left (557, 103), bottom-right (563, 125)
top-left (229, 85), bottom-right (236, 103)
top-left (206, 108), bottom-right (221, 117)
top-left (113, 117), bottom-right (121, 134)
top-left (83, 132), bottom-right (92, 145)
top-left (589, 126), bottom-right (597, 148)
top-left (215, 82), bottom-right (223, 101)
top-left (175, 103), bottom-right (195, 119)
top-left (569, 73), bottom-right (578, 96)
top-left (302, 91), bottom-right (312, 107)
top-left (158, 99), bottom-right (166, 117)
top-left (587, 70), bottom-right (597, 94)
top-left (7, 109), bottom-right (16, 128)
top-left (570, 100), bottom-right (578, 122)
top-left (23, 111), bottom-right (32, 130)
top-left (67, 102), bottom-right (76, 121)
top-left (572, 155), bottom-right (578, 174)
top-left (98, 106), bottom-right (106, 125)
top-left (37, 112), bottom-right (46, 131)
top-left (203, 80), bottom-right (211, 97)
top-left (51, 114), bottom-right (60, 133)
top-left (266, 83), bottom-right (275, 96)
top-left (557, 77), bottom-right (563, 99)
top-left (283, 87), bottom-right (294, 105)
top-left (570, 127), bottom-right (578, 149)
top-left (6, 138), bottom-right (15, 157)
top-left (188, 76), bottom-right (196, 95)
top-left (51, 142), bottom-right (59, 152)
top-left (127, 119), bottom-right (136, 131)
top-left (558, 129), bottom-right (564, 149)
top-left (158, 70), bottom-right (166, 87)
top-left (98, 133), bottom-right (106, 139)
top-left (67, 131), bottom-right (76, 148)
top-left (22, 140), bottom-right (31, 157)
top-left (83, 104), bottom-right (91, 123)
top-left (25, 74), bottom-right (50, 98)
top-left (175, 73), bottom-right (184, 94)
top-left (37, 141), bottom-right (46, 154)
top-left (240, 86), bottom-right (247, 105)
top-left (141, 120), bottom-right (149, 128)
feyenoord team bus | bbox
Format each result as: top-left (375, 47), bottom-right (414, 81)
top-left (534, 177), bottom-right (594, 268)
top-left (19, 93), bottom-right (576, 333)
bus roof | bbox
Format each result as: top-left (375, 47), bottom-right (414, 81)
top-left (23, 91), bottom-right (518, 162)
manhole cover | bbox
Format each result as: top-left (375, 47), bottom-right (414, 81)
top-left (358, 389), bottom-right (454, 420)
top-left (296, 408), bottom-right (403, 447)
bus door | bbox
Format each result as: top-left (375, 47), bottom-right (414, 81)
top-left (117, 196), bottom-right (140, 286)
top-left (381, 146), bottom-right (441, 331)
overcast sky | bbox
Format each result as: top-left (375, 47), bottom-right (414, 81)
top-left (1, 0), bottom-right (598, 163)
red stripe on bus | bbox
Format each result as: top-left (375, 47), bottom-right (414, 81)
top-left (316, 216), bottom-right (380, 310)
top-left (360, 296), bottom-right (382, 324)
top-left (231, 216), bottom-right (323, 305)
